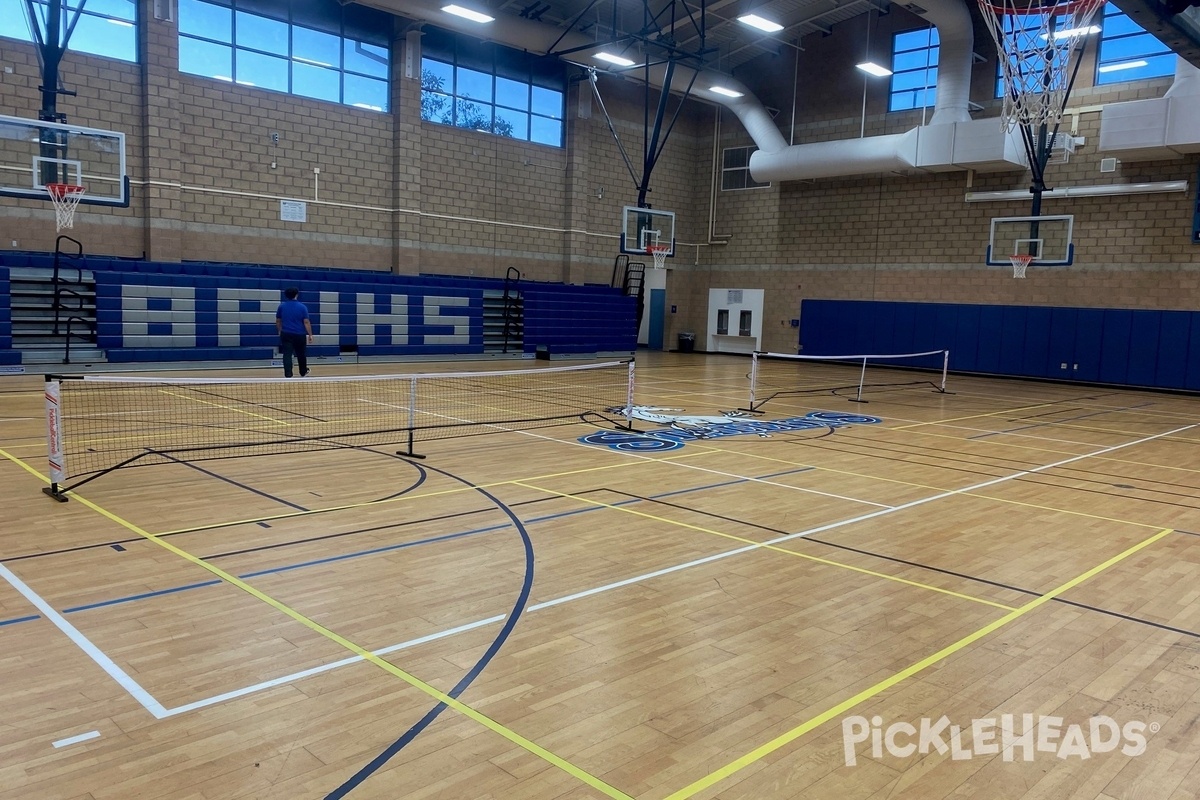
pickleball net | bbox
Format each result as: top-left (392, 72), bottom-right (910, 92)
top-left (746, 350), bottom-right (949, 411)
top-left (43, 360), bottom-right (635, 499)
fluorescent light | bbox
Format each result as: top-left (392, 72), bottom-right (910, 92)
top-left (856, 61), bottom-right (893, 77)
top-left (442, 4), bottom-right (494, 23)
top-left (737, 14), bottom-right (784, 33)
top-left (1098, 59), bottom-right (1148, 73)
top-left (965, 181), bottom-right (1188, 202)
top-left (709, 85), bottom-right (744, 98)
top-left (1041, 25), bottom-right (1100, 40)
top-left (594, 52), bottom-right (636, 67)
top-left (107, 19), bottom-right (133, 27)
top-left (294, 56), bottom-right (334, 67)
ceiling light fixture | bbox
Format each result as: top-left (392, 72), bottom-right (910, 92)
top-left (737, 14), bottom-right (784, 33)
top-left (442, 4), bottom-right (495, 23)
top-left (1097, 59), bottom-right (1148, 73)
top-left (856, 61), bottom-right (893, 77)
top-left (709, 86), bottom-right (744, 98)
top-left (1041, 25), bottom-right (1100, 40)
top-left (595, 52), bottom-right (636, 67)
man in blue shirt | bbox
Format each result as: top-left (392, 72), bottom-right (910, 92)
top-left (275, 287), bottom-right (313, 377)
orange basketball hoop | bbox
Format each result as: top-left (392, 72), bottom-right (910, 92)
top-left (46, 183), bottom-right (86, 232)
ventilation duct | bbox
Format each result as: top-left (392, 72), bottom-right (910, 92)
top-left (355, 0), bottom-right (1024, 181)
top-left (1099, 57), bottom-right (1200, 159)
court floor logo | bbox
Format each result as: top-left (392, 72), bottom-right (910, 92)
top-left (580, 406), bottom-right (882, 451)
top-left (843, 715), bottom-right (1155, 766)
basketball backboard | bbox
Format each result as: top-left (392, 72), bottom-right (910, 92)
top-left (985, 214), bottom-right (1074, 266)
top-left (0, 113), bottom-right (129, 207)
top-left (620, 205), bottom-right (676, 257)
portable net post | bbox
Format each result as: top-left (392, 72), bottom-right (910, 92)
top-left (41, 361), bottom-right (634, 499)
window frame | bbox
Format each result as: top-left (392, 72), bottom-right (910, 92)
top-left (1096, 2), bottom-right (1174, 85)
top-left (178, 0), bottom-right (390, 112)
top-left (419, 29), bottom-right (566, 148)
top-left (720, 145), bottom-right (770, 192)
top-left (0, 0), bottom-right (139, 63)
top-left (889, 26), bottom-right (939, 113)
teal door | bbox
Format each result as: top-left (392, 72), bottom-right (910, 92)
top-left (649, 289), bottom-right (666, 350)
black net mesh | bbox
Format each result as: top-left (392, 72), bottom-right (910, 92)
top-left (749, 351), bottom-right (947, 411)
top-left (53, 361), bottom-right (633, 481)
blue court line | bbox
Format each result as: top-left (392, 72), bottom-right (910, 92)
top-left (0, 466), bottom-right (814, 629)
top-left (968, 403), bottom-right (1153, 440)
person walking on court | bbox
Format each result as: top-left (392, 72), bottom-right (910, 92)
top-left (276, 287), bottom-right (313, 378)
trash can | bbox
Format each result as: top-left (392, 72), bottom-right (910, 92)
top-left (678, 332), bottom-right (695, 353)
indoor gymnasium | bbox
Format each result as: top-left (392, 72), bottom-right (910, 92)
top-left (2, 0), bottom-right (1200, 797)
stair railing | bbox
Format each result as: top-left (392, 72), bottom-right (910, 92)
top-left (51, 235), bottom-right (85, 336)
top-left (502, 266), bottom-right (521, 354)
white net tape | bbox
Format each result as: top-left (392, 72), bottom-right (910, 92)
top-left (648, 245), bottom-right (669, 270)
top-left (47, 184), bottom-right (86, 231)
top-left (977, 0), bottom-right (1105, 129)
top-left (1010, 254), bottom-right (1035, 278)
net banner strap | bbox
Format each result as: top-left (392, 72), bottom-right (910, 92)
top-left (45, 379), bottom-right (65, 484)
top-left (72, 360), bottom-right (629, 385)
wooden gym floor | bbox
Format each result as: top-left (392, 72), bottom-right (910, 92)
top-left (2, 351), bottom-right (1200, 799)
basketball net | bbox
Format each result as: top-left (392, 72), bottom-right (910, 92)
top-left (1010, 253), bottom-right (1035, 279)
top-left (46, 183), bottom-right (86, 232)
top-left (647, 244), bottom-right (669, 270)
top-left (977, 0), bottom-right (1105, 131)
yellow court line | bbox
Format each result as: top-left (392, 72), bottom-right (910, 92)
top-left (698, 445), bottom-right (1166, 530)
top-left (513, 481), bottom-right (1017, 612)
top-left (0, 447), bottom-right (633, 800)
top-left (662, 525), bottom-right (1176, 800)
top-left (157, 388), bottom-right (289, 426)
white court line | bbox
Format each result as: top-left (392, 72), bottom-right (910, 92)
top-left (152, 420), bottom-right (1193, 716)
top-left (53, 730), bottom-right (101, 748)
top-left (0, 563), bottom-right (169, 719)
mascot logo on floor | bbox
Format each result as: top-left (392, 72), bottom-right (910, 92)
top-left (580, 406), bottom-right (882, 452)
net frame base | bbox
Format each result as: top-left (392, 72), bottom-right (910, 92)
top-left (46, 183), bottom-right (86, 231)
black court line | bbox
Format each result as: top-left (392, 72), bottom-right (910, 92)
top-left (324, 459), bottom-right (537, 800)
top-left (158, 452), bottom-right (310, 512)
top-left (607, 489), bottom-right (1200, 642)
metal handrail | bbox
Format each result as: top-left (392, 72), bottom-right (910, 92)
top-left (62, 315), bottom-right (96, 365)
top-left (501, 267), bottom-right (521, 354)
top-left (51, 235), bottom-right (84, 336)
